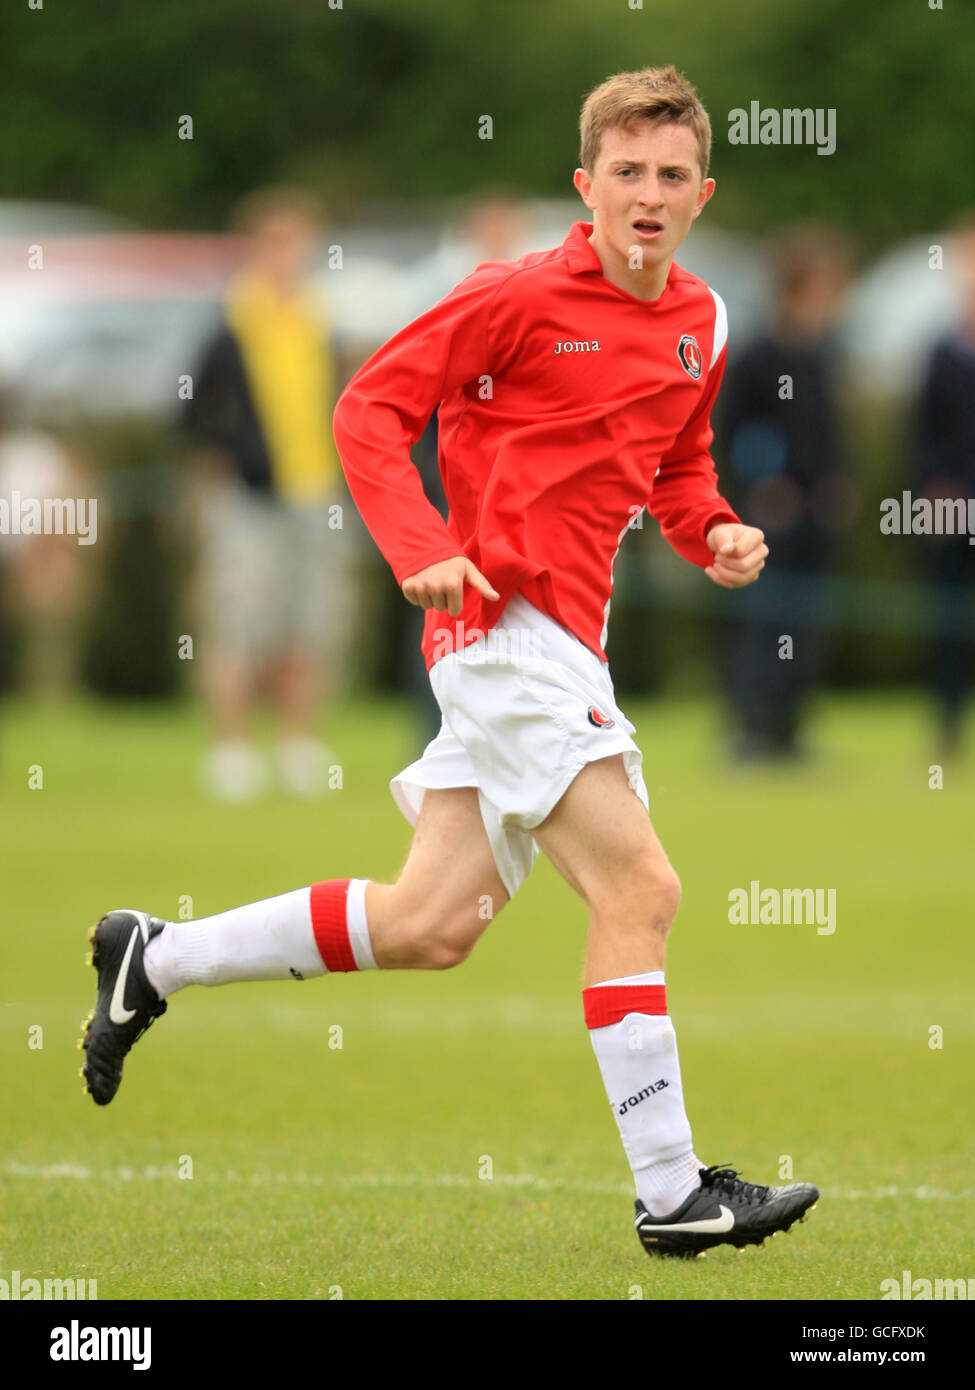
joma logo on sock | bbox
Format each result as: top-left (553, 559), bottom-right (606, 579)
top-left (616, 1078), bottom-right (668, 1115)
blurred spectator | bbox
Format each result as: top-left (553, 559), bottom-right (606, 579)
top-left (913, 213), bottom-right (975, 757)
top-left (184, 186), bottom-right (353, 800)
top-left (716, 224), bottom-right (854, 760)
top-left (0, 385), bottom-right (92, 695)
top-left (406, 189), bottom-right (534, 318)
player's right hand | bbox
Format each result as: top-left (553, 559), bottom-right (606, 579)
top-left (401, 556), bottom-right (500, 617)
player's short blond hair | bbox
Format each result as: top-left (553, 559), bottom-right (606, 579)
top-left (579, 66), bottom-right (711, 180)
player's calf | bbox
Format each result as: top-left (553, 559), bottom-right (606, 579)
top-left (364, 880), bottom-right (502, 970)
top-left (78, 793), bottom-right (511, 1103)
top-left (364, 786), bottom-right (510, 970)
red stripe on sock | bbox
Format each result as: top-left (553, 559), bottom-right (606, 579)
top-left (310, 879), bottom-right (357, 972)
top-left (582, 984), bottom-right (667, 1029)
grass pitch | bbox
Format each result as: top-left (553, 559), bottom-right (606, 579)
top-left (1, 690), bottom-right (972, 1300)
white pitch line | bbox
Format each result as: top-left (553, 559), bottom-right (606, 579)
top-left (1, 1162), bottom-right (972, 1201)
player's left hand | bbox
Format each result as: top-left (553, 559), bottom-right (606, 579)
top-left (704, 523), bottom-right (768, 588)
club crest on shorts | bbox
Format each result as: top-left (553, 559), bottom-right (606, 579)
top-left (588, 705), bottom-right (615, 729)
top-left (677, 334), bottom-right (702, 380)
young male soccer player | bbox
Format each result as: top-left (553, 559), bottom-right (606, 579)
top-left (81, 66), bottom-right (819, 1259)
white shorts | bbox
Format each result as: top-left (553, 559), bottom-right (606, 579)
top-left (390, 593), bottom-right (649, 898)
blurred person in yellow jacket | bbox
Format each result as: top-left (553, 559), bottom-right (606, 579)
top-left (185, 187), bottom-right (351, 800)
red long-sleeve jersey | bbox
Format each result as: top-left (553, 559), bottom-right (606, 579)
top-left (332, 219), bottom-right (740, 671)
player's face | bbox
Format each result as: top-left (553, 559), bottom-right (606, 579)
top-left (575, 121), bottom-right (714, 280)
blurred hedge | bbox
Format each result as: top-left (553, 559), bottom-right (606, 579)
top-left (2, 0), bottom-right (974, 250)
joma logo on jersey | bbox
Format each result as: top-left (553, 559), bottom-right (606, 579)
top-left (677, 334), bottom-right (702, 379)
top-left (553, 339), bottom-right (601, 354)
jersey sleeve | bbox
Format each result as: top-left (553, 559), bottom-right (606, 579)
top-left (332, 263), bottom-right (507, 585)
top-left (647, 342), bottom-right (741, 568)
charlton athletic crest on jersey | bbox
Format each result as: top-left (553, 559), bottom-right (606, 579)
top-left (588, 705), bottom-right (615, 729)
top-left (677, 334), bottom-right (702, 380)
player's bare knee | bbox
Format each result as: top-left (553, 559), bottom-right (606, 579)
top-left (649, 857), bottom-right (681, 907)
top-left (434, 895), bottom-right (500, 968)
top-left (646, 863), bottom-right (682, 937)
top-left (586, 855), bottom-right (680, 932)
top-left (611, 858), bottom-right (680, 940)
top-left (395, 902), bottom-right (477, 970)
top-left (428, 934), bottom-right (475, 970)
top-left (413, 918), bottom-right (478, 969)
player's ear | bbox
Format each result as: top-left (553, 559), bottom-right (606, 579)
top-left (573, 166), bottom-right (596, 210)
top-left (692, 177), bottom-right (716, 219)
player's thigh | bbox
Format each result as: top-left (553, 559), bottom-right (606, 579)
top-left (533, 754), bottom-right (677, 909)
top-left (388, 786), bottom-right (509, 947)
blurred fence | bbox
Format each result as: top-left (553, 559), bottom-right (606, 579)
top-left (0, 204), bottom-right (971, 700)
top-left (1, 453), bottom-right (967, 703)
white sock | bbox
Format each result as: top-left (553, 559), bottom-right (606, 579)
top-left (584, 970), bottom-right (704, 1217)
top-left (144, 877), bottom-right (376, 997)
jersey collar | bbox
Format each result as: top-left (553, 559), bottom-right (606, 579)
top-left (562, 217), bottom-right (682, 305)
top-left (563, 220), bottom-right (603, 276)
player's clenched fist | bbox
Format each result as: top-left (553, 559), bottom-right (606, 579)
top-left (704, 523), bottom-right (768, 588)
top-left (401, 555), bottom-right (500, 617)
